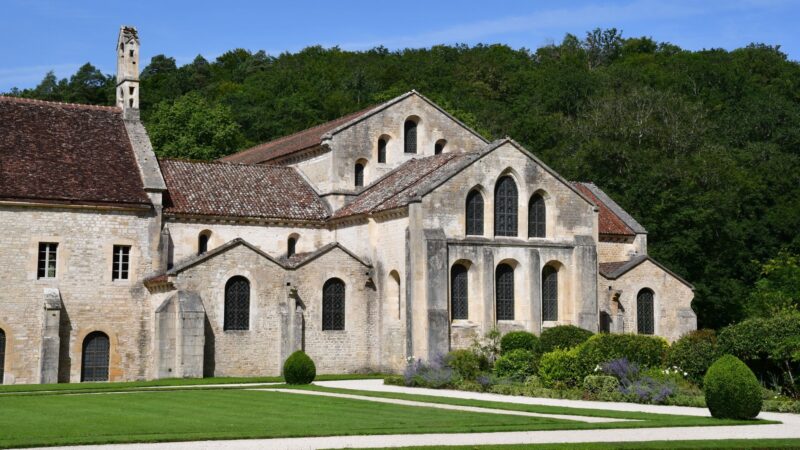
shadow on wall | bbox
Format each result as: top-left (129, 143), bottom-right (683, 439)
top-left (203, 316), bottom-right (215, 377)
top-left (57, 306), bottom-right (72, 383)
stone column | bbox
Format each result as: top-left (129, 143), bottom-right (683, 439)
top-left (424, 229), bottom-right (449, 361)
top-left (482, 247), bottom-right (495, 334)
top-left (40, 288), bottom-right (62, 384)
top-left (575, 236), bottom-right (599, 332)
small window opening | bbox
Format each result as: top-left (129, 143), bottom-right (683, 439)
top-left (354, 163), bottom-right (365, 187)
top-left (435, 139), bottom-right (446, 154)
top-left (288, 237), bottom-right (297, 257)
top-left (112, 245), bottom-right (131, 281)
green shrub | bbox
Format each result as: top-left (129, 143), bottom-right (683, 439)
top-left (577, 333), bottom-right (668, 370)
top-left (283, 351), bottom-right (316, 385)
top-left (500, 331), bottom-right (539, 354)
top-left (489, 383), bottom-right (524, 396)
top-left (540, 325), bottom-right (594, 353)
top-left (523, 375), bottom-right (543, 389)
top-left (583, 375), bottom-right (619, 396)
top-left (445, 349), bottom-right (488, 381)
top-left (538, 347), bottom-right (585, 387)
top-left (704, 355), bottom-right (763, 419)
top-left (717, 313), bottom-right (800, 394)
top-left (384, 375), bottom-right (405, 386)
top-left (667, 329), bottom-right (720, 385)
top-left (454, 380), bottom-right (485, 392)
top-left (494, 349), bottom-right (539, 381)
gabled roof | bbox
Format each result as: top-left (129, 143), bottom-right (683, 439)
top-left (332, 152), bottom-right (476, 219)
top-left (144, 238), bottom-right (370, 285)
top-left (0, 96), bottom-right (151, 207)
top-left (573, 182), bottom-right (646, 237)
top-left (220, 91), bottom-right (489, 165)
top-left (160, 159), bottom-right (329, 221)
top-left (599, 255), bottom-right (693, 289)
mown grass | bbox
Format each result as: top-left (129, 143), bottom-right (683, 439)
top-left (0, 373), bottom-right (382, 395)
top-left (364, 439), bottom-right (800, 449)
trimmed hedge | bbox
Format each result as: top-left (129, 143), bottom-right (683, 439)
top-left (494, 349), bottom-right (539, 381)
top-left (704, 355), bottom-right (762, 419)
top-left (538, 347), bottom-right (584, 387)
top-left (577, 333), bottom-right (668, 370)
top-left (500, 331), bottom-right (539, 354)
top-left (539, 325), bottom-right (594, 353)
top-left (667, 329), bottom-right (720, 384)
top-left (283, 351), bottom-right (316, 384)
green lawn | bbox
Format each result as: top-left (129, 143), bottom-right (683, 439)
top-left (0, 383), bottom-right (777, 448)
top-left (365, 439), bottom-right (800, 449)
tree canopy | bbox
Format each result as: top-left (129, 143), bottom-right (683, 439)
top-left (7, 29), bottom-right (800, 329)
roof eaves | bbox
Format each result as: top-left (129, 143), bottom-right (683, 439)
top-left (580, 182), bottom-right (647, 234)
top-left (601, 255), bottom-right (694, 290)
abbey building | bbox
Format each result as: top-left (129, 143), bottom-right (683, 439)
top-left (0, 27), bottom-right (695, 384)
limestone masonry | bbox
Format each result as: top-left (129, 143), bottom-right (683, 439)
top-left (0, 26), bottom-right (695, 384)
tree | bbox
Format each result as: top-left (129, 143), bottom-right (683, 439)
top-left (746, 251), bottom-right (800, 317)
top-left (66, 63), bottom-right (113, 105)
top-left (145, 92), bottom-right (245, 160)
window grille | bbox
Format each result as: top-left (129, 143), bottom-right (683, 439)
top-left (528, 194), bottom-right (546, 238)
top-left (637, 289), bottom-right (655, 335)
top-left (404, 120), bottom-right (417, 154)
top-left (322, 278), bottom-right (345, 330)
top-left (451, 265), bottom-right (468, 320)
top-left (542, 265), bottom-right (558, 321)
top-left (465, 190), bottom-right (484, 235)
top-left (224, 276), bottom-right (250, 331)
top-left (496, 264), bottom-right (515, 320)
top-left (494, 177), bottom-right (518, 236)
top-left (81, 332), bottom-right (109, 382)
top-left (355, 163), bottom-right (364, 187)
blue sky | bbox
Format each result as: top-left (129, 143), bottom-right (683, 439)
top-left (1, 0), bottom-right (798, 91)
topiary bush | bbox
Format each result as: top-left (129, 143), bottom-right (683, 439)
top-left (577, 333), bottom-right (668, 370)
top-left (500, 331), bottom-right (539, 354)
top-left (704, 355), bottom-right (763, 419)
top-left (538, 347), bottom-right (585, 388)
top-left (667, 329), bottom-right (720, 385)
top-left (283, 350), bottom-right (316, 384)
top-left (539, 325), bottom-right (594, 353)
top-left (445, 349), bottom-right (488, 381)
top-left (494, 349), bottom-right (539, 381)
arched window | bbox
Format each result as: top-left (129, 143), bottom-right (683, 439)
top-left (224, 276), bottom-right (250, 331)
top-left (81, 331), bottom-right (109, 382)
top-left (528, 194), bottom-right (546, 238)
top-left (354, 163), bottom-right (365, 187)
top-left (494, 176), bottom-right (518, 236)
top-left (288, 237), bottom-right (297, 257)
top-left (434, 139), bottom-right (446, 154)
top-left (378, 138), bottom-right (387, 163)
top-left (451, 264), bottom-right (468, 320)
top-left (404, 119), bottom-right (417, 154)
top-left (496, 264), bottom-right (515, 320)
top-left (0, 328), bottom-right (5, 384)
top-left (465, 190), bottom-right (484, 236)
top-left (637, 289), bottom-right (655, 335)
top-left (198, 231), bottom-right (210, 255)
top-left (322, 278), bottom-right (345, 330)
top-left (542, 265), bottom-right (558, 321)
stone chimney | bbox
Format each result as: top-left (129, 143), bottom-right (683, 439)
top-left (116, 26), bottom-right (140, 111)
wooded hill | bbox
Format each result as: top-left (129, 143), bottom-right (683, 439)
top-left (8, 29), bottom-right (800, 329)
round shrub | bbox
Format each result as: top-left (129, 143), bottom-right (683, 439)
top-left (283, 350), bottom-right (316, 384)
top-left (667, 329), bottom-right (720, 384)
top-left (494, 349), bottom-right (539, 381)
top-left (577, 333), bottom-right (668, 370)
top-left (538, 347), bottom-right (584, 387)
top-left (704, 355), bottom-right (762, 419)
top-left (445, 349), bottom-right (488, 381)
top-left (539, 325), bottom-right (594, 353)
top-left (501, 331), bottom-right (539, 354)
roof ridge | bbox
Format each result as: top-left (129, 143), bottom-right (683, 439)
top-left (160, 157), bottom-right (296, 170)
top-left (0, 95), bottom-right (120, 112)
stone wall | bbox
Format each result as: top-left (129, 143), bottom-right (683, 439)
top-left (0, 204), bottom-right (157, 384)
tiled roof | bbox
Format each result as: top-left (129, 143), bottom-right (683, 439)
top-left (160, 159), bottom-right (329, 221)
top-left (573, 182), bottom-right (645, 237)
top-left (220, 106), bottom-right (376, 164)
top-left (0, 96), bottom-right (150, 206)
top-left (333, 152), bottom-right (475, 219)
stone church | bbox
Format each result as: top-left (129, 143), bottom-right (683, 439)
top-left (0, 27), bottom-right (696, 385)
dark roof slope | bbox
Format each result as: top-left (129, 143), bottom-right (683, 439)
top-left (573, 182), bottom-right (645, 237)
top-left (599, 255), bottom-right (693, 289)
top-left (220, 107), bottom-right (375, 164)
top-left (0, 96), bottom-right (150, 206)
top-left (333, 152), bottom-right (475, 219)
top-left (160, 159), bottom-right (329, 221)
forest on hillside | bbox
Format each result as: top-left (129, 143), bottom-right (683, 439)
top-left (7, 29), bottom-right (800, 330)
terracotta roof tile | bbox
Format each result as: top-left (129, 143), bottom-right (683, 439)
top-left (333, 153), bottom-right (473, 218)
top-left (0, 96), bottom-right (150, 206)
top-left (573, 182), bottom-right (637, 237)
top-left (220, 106), bottom-right (376, 164)
top-left (160, 159), bottom-right (328, 221)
